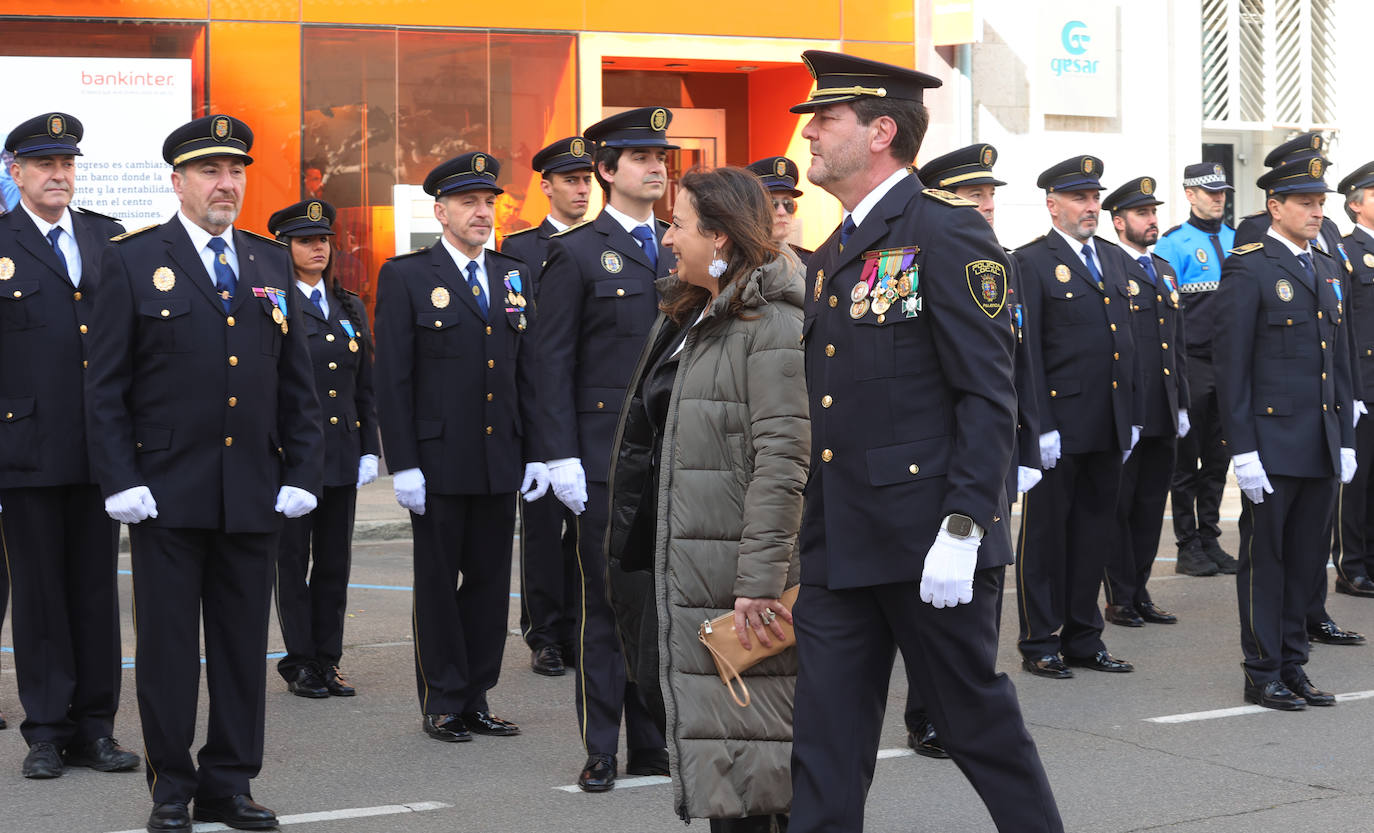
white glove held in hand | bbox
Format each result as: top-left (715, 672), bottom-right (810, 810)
top-left (919, 527), bottom-right (981, 608)
top-left (1341, 447), bottom-right (1358, 485)
top-left (1233, 451), bottom-right (1274, 504)
top-left (105, 486), bottom-right (158, 524)
top-left (1177, 409), bottom-right (1191, 438)
top-left (521, 462), bottom-right (551, 502)
top-left (549, 459), bottom-right (588, 515)
top-left (1038, 430), bottom-right (1062, 470)
top-left (1356, 400), bottom-right (1368, 428)
top-left (393, 467), bottom-right (427, 515)
top-left (1017, 466), bottom-right (1042, 494)
top-left (275, 486), bottom-right (317, 519)
top-left (1124, 425), bottom-right (1142, 463)
top-left (356, 454), bottom-right (379, 489)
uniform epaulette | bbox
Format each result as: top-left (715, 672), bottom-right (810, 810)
top-left (1161, 224), bottom-right (1182, 237)
top-left (110, 224), bottom-right (157, 242)
top-left (340, 287), bottom-right (360, 297)
top-left (550, 220), bottom-right (590, 238)
top-left (73, 206), bottom-right (122, 224)
top-left (1230, 242), bottom-right (1263, 256)
top-left (1314, 246), bottom-right (1334, 259)
top-left (388, 246), bottom-right (431, 261)
top-left (239, 229), bottom-right (287, 248)
top-left (921, 187), bottom-right (976, 207)
top-left (1017, 234), bottom-right (1046, 250)
top-left (502, 226), bottom-right (538, 240)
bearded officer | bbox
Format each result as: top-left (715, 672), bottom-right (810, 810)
top-left (747, 155), bottom-right (812, 262)
top-left (1335, 161), bottom-right (1374, 599)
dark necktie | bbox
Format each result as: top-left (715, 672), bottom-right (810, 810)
top-left (206, 237), bottom-right (236, 313)
top-left (310, 287), bottom-right (325, 316)
top-left (1298, 252), bottom-right (1316, 284)
top-left (1081, 244), bottom-right (1102, 283)
top-left (46, 227), bottom-right (71, 283)
top-left (630, 224), bottom-right (659, 272)
top-left (1136, 254), bottom-right (1157, 284)
top-left (466, 260), bottom-right (488, 318)
top-left (839, 215), bottom-right (856, 250)
top-left (1208, 233), bottom-right (1225, 263)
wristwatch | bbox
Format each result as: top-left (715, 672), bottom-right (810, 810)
top-left (941, 513), bottom-right (978, 539)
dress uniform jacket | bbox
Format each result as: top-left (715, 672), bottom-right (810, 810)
top-left (499, 218), bottom-right (556, 296)
top-left (86, 220), bottom-right (324, 529)
top-left (1156, 218), bottom-right (1234, 357)
top-left (1126, 254), bottom-right (1190, 437)
top-left (1335, 226), bottom-right (1374, 582)
top-left (373, 245), bottom-right (542, 494)
top-left (1344, 227), bottom-right (1374, 392)
top-left (301, 287), bottom-right (379, 486)
top-left (1006, 254), bottom-right (1041, 491)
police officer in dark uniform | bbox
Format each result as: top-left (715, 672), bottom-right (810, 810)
top-left (1015, 156), bottom-right (1140, 679)
top-left (1334, 161), bottom-right (1374, 598)
top-left (747, 155), bottom-right (812, 262)
top-left (501, 136), bottom-right (594, 677)
top-left (538, 107), bottom-right (674, 791)
top-left (786, 51), bottom-right (1062, 833)
top-left (0, 112), bottom-right (138, 779)
top-left (267, 199), bottom-right (380, 699)
top-left (1215, 156), bottom-right (1356, 710)
top-left (86, 114), bottom-right (324, 832)
top-left (373, 151), bottom-right (548, 745)
top-left (1102, 176), bottom-right (1190, 627)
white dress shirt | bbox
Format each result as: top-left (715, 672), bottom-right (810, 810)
top-left (845, 167), bottom-right (910, 229)
top-left (176, 211), bottom-right (238, 287)
top-left (297, 279), bottom-right (329, 319)
top-left (20, 203), bottom-right (81, 286)
top-left (1052, 225), bottom-right (1100, 272)
top-left (1266, 226), bottom-right (1313, 258)
top-left (440, 236), bottom-right (490, 300)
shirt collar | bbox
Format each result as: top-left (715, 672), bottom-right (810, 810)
top-left (19, 202), bottom-right (72, 238)
top-left (1266, 225), bottom-right (1312, 257)
top-left (176, 210), bottom-right (234, 255)
top-left (440, 234), bottom-right (484, 275)
top-left (1052, 225), bottom-right (1096, 257)
top-left (1357, 222), bottom-right (1374, 244)
top-left (296, 278), bottom-right (325, 300)
top-left (602, 201), bottom-right (655, 235)
top-left (546, 215), bottom-right (570, 232)
top-left (846, 168), bottom-right (910, 230)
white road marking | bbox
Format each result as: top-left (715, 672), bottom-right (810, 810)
top-left (1146, 689), bottom-right (1374, 723)
top-left (104, 801), bottom-right (450, 833)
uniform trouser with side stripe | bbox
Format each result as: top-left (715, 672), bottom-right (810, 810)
top-left (1331, 415), bottom-right (1374, 582)
top-left (573, 481), bottom-right (663, 757)
top-left (1, 485), bottom-right (120, 747)
top-left (1105, 436), bottom-right (1176, 608)
top-left (275, 485), bottom-right (357, 681)
top-left (1016, 450), bottom-right (1121, 659)
top-left (409, 492), bottom-right (515, 716)
top-left (519, 491), bottom-right (578, 654)
top-left (1238, 475), bottom-right (1335, 685)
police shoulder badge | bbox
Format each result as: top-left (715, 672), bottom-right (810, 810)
top-left (601, 251), bottom-right (623, 274)
top-left (153, 266), bottom-right (176, 292)
top-left (1275, 279), bottom-right (1294, 302)
top-left (0, 257), bottom-right (13, 281)
top-left (1195, 248), bottom-right (1208, 263)
top-left (431, 286), bottom-right (451, 309)
top-left (966, 259), bottom-right (1007, 319)
top-left (1054, 263), bottom-right (1071, 283)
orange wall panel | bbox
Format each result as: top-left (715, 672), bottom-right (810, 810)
top-left (0, 0), bottom-right (208, 16)
top-left (584, 0), bottom-right (838, 40)
top-left (210, 0), bottom-right (298, 21)
top-left (842, 0), bottom-right (913, 45)
top-left (747, 65), bottom-right (815, 162)
top-left (207, 21), bottom-right (300, 235)
top-left (301, 0), bottom-right (583, 30)
top-left (839, 41), bottom-right (915, 68)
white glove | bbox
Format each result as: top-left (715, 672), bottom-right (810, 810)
top-left (521, 462), bottom-right (550, 502)
top-left (1177, 409), bottom-right (1191, 438)
top-left (275, 486), bottom-right (317, 518)
top-left (1356, 400), bottom-right (1368, 428)
top-left (1342, 447), bottom-right (1358, 484)
top-left (393, 467), bottom-right (427, 515)
top-left (919, 526), bottom-right (981, 608)
top-left (1038, 430), bottom-right (1062, 470)
top-left (1124, 424), bottom-right (1142, 463)
top-left (1017, 465), bottom-right (1043, 494)
top-left (1233, 451), bottom-right (1274, 504)
top-left (356, 454), bottom-right (379, 489)
top-left (105, 486), bottom-right (158, 524)
top-left (549, 458), bottom-right (587, 515)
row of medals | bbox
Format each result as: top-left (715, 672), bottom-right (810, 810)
top-left (850, 272), bottom-right (914, 319)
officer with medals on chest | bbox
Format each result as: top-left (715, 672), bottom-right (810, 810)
top-left (1154, 162), bottom-right (1237, 577)
top-left (0, 112), bottom-right (138, 778)
top-left (1215, 156), bottom-right (1356, 711)
top-left (1014, 155), bottom-right (1141, 680)
top-left (86, 114), bottom-right (324, 832)
top-left (1333, 161), bottom-right (1374, 599)
top-left (1101, 176), bottom-right (1191, 628)
top-left (266, 199), bottom-right (380, 699)
top-left (786, 51), bottom-right (1063, 833)
top-left (747, 155), bottom-right (812, 263)
top-left (500, 135), bottom-right (594, 677)
top-left (537, 107), bottom-right (673, 792)
top-left (373, 152), bottom-right (548, 744)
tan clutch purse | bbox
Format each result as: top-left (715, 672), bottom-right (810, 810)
top-left (697, 584), bottom-right (800, 707)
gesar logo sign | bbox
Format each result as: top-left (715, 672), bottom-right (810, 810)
top-left (1038, 6), bottom-right (1117, 118)
top-left (1052, 20), bottom-right (1099, 76)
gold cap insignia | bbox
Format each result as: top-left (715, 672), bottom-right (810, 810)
top-left (1054, 263), bottom-right (1071, 283)
top-left (307, 201), bottom-right (323, 222)
top-left (981, 147), bottom-right (994, 166)
top-left (1214, 163), bottom-right (1224, 176)
top-left (48, 114), bottom-right (65, 138)
top-left (474, 154), bottom-right (486, 174)
top-left (775, 158), bottom-right (788, 177)
top-left (1083, 158), bottom-right (1094, 174)
top-left (1310, 158), bottom-right (1324, 178)
top-left (0, 257), bottom-right (13, 280)
top-left (650, 108), bottom-right (668, 132)
top-left (153, 266), bottom-right (176, 292)
top-left (1141, 178), bottom-right (1154, 195)
top-left (571, 138), bottom-right (586, 157)
top-left (212, 116), bottom-right (230, 141)
top-left (601, 251), bottom-right (623, 274)
top-left (431, 286), bottom-right (450, 309)
top-left (1276, 279), bottom-right (1294, 302)
top-left (1312, 135), bottom-right (1323, 150)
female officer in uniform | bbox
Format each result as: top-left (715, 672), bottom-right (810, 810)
top-left (268, 199), bottom-right (381, 698)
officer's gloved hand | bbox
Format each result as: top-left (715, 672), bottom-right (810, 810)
top-left (920, 524), bottom-right (982, 608)
top-left (105, 486), bottom-right (158, 524)
top-left (1356, 400), bottom-right (1368, 429)
top-left (1341, 447), bottom-right (1358, 484)
top-left (1038, 431), bottom-right (1062, 470)
top-left (275, 486), bottom-right (317, 519)
top-left (393, 467), bottom-right (427, 515)
top-left (1124, 424), bottom-right (1142, 463)
top-left (1233, 451), bottom-right (1274, 504)
top-left (548, 458), bottom-right (587, 515)
top-left (1017, 466), bottom-right (1043, 494)
top-left (521, 462), bottom-right (550, 502)
top-left (1177, 409), bottom-right (1191, 438)
top-left (356, 454), bottom-right (379, 490)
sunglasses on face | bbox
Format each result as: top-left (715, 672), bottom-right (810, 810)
top-left (772, 198), bottom-right (796, 215)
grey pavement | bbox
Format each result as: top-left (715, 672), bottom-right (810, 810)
top-left (5, 474), bottom-right (1374, 832)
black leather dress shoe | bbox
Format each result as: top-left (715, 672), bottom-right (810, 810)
top-left (193, 794), bottom-right (278, 830)
top-left (324, 666), bottom-right (355, 697)
top-left (460, 711), bottom-right (520, 736)
top-left (1200, 538), bottom-right (1239, 574)
top-left (65, 736), bottom-right (140, 772)
top-left (1064, 650), bottom-right (1134, 673)
top-left (1335, 575), bottom-right (1374, 598)
top-left (1284, 674), bottom-right (1336, 706)
top-left (578, 753), bottom-right (617, 792)
top-left (906, 718), bottom-right (950, 759)
top-left (422, 714), bottom-right (472, 742)
top-left (1021, 655), bottom-right (1073, 679)
top-left (532, 645), bottom-right (566, 676)
top-left (1175, 541), bottom-right (1220, 576)
top-left (1104, 603), bottom-right (1145, 627)
top-left (1308, 619), bottom-right (1366, 645)
top-left (1243, 679), bottom-right (1306, 711)
top-left (22, 742), bottom-right (63, 778)
top-left (626, 747), bottom-right (669, 775)
top-left (146, 802), bottom-right (191, 832)
top-left (1136, 601), bottom-right (1178, 624)
top-left (287, 667), bottom-right (329, 698)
